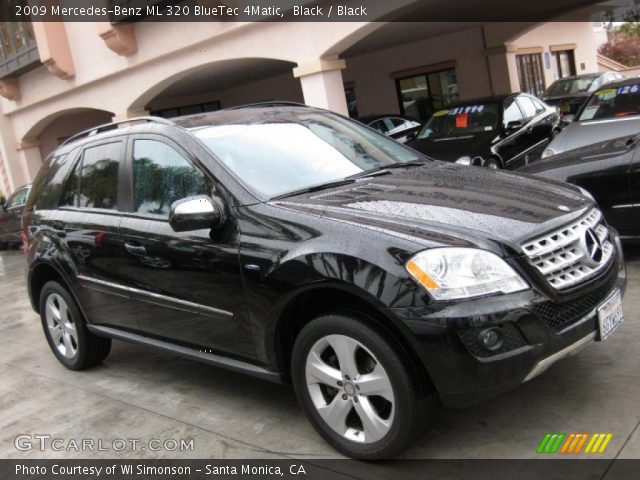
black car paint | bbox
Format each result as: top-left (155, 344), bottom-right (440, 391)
top-left (520, 134), bottom-right (640, 241)
top-left (0, 184), bottom-right (30, 246)
top-left (407, 94), bottom-right (560, 169)
top-left (24, 106), bottom-right (625, 408)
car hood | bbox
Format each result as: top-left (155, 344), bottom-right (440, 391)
top-left (522, 134), bottom-right (637, 174)
top-left (273, 162), bottom-right (592, 253)
top-left (407, 132), bottom-right (495, 162)
top-left (547, 116), bottom-right (640, 155)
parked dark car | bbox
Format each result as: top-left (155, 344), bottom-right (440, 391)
top-left (0, 183), bottom-right (31, 249)
top-left (357, 114), bottom-right (421, 143)
top-left (407, 93), bottom-right (560, 169)
top-left (542, 72), bottom-right (624, 119)
top-left (521, 133), bottom-right (640, 242)
top-left (24, 104), bottom-right (625, 459)
top-left (542, 77), bottom-right (640, 158)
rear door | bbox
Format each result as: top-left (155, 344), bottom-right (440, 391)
top-left (117, 134), bottom-right (251, 355)
top-left (56, 138), bottom-right (137, 330)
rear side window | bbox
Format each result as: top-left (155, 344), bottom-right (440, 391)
top-left (28, 152), bottom-right (76, 210)
top-left (132, 139), bottom-right (208, 217)
top-left (60, 142), bottom-right (121, 209)
top-left (516, 96), bottom-right (538, 119)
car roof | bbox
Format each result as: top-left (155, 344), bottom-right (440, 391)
top-left (356, 114), bottom-right (419, 123)
top-left (53, 103), bottom-right (331, 152)
top-left (551, 73), bottom-right (602, 82)
top-left (590, 77), bottom-right (638, 90)
top-left (435, 93), bottom-right (518, 109)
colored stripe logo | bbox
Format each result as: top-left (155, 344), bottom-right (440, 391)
top-left (537, 433), bottom-right (612, 454)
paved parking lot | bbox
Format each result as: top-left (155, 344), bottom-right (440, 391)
top-left (1, 248), bottom-right (639, 462)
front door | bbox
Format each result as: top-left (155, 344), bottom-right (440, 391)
top-left (118, 135), bottom-right (251, 356)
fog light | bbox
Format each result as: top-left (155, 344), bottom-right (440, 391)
top-left (479, 328), bottom-right (502, 351)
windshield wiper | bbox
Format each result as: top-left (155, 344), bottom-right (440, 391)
top-left (346, 160), bottom-right (427, 180)
top-left (269, 179), bottom-right (356, 200)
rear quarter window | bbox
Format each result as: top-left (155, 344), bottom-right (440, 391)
top-left (27, 150), bottom-right (77, 210)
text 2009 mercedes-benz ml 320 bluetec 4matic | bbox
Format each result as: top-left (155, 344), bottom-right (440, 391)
top-left (23, 104), bottom-right (626, 459)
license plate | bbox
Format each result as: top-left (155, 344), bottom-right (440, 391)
top-left (597, 290), bottom-right (624, 341)
top-left (560, 104), bottom-right (571, 113)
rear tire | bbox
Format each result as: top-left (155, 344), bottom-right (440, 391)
top-left (39, 281), bottom-right (111, 370)
top-left (291, 312), bottom-right (435, 459)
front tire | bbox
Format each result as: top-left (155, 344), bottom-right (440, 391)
top-left (291, 313), bottom-right (433, 459)
top-left (39, 281), bottom-right (111, 370)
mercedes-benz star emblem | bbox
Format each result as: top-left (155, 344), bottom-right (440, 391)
top-left (581, 228), bottom-right (603, 267)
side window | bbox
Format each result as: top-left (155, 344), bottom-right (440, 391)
top-left (59, 143), bottom-right (121, 209)
top-left (516, 96), bottom-right (538, 120)
top-left (59, 158), bottom-right (81, 207)
top-left (30, 151), bottom-right (76, 210)
top-left (7, 187), bottom-right (29, 208)
top-left (532, 98), bottom-right (546, 113)
top-left (78, 143), bottom-right (121, 210)
top-left (132, 139), bottom-right (209, 217)
top-left (503, 98), bottom-right (525, 127)
top-left (369, 120), bottom-right (388, 133)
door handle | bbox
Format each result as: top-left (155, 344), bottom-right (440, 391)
top-left (124, 242), bottom-right (146, 256)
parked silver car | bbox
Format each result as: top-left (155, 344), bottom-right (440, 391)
top-left (542, 77), bottom-right (640, 158)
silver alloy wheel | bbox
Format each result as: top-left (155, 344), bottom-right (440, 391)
top-left (305, 334), bottom-right (395, 443)
top-left (45, 293), bottom-right (79, 359)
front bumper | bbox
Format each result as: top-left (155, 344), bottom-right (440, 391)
top-left (385, 235), bottom-right (627, 408)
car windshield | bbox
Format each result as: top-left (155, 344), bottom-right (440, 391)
top-left (416, 104), bottom-right (499, 139)
top-left (545, 76), bottom-right (599, 96)
top-left (193, 111), bottom-right (422, 198)
top-left (578, 83), bottom-right (640, 121)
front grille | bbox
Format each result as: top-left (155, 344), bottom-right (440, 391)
top-left (458, 322), bottom-right (528, 358)
top-left (531, 265), bottom-right (618, 332)
top-left (521, 208), bottom-right (614, 290)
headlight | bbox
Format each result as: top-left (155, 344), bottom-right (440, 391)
top-left (406, 248), bottom-right (528, 300)
top-left (455, 156), bottom-right (471, 165)
top-left (541, 148), bottom-right (555, 159)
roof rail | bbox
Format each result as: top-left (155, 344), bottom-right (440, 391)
top-left (61, 116), bottom-right (175, 147)
top-left (226, 101), bottom-right (308, 110)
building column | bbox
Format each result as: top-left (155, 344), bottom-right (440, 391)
top-left (15, 141), bottom-right (43, 185)
top-left (484, 44), bottom-right (519, 95)
top-left (293, 59), bottom-right (348, 116)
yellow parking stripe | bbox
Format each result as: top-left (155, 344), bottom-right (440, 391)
top-left (598, 434), bottom-right (613, 453)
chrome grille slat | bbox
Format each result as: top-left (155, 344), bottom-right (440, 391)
top-left (522, 208), bottom-right (614, 290)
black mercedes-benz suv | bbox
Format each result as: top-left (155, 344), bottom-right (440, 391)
top-left (23, 104), bottom-right (626, 459)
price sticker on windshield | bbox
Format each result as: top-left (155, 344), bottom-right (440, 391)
top-left (595, 88), bottom-right (617, 100)
top-left (616, 84), bottom-right (639, 95)
top-left (455, 113), bottom-right (469, 128)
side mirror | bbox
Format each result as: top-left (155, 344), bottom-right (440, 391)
top-left (169, 195), bottom-right (224, 232)
top-left (505, 120), bottom-right (524, 132)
